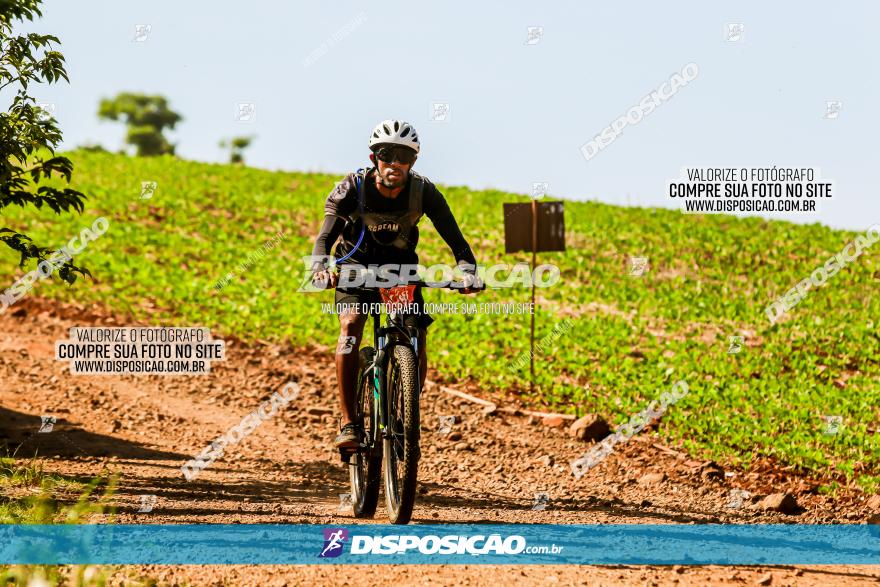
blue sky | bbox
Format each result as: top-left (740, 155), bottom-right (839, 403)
top-left (17, 1), bottom-right (879, 230)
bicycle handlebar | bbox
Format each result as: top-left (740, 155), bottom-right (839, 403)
top-left (312, 267), bottom-right (486, 292)
top-left (355, 279), bottom-right (485, 292)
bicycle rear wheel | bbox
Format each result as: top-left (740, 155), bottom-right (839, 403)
top-left (383, 344), bottom-right (420, 524)
top-left (349, 347), bottom-right (382, 518)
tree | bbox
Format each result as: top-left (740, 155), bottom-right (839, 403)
top-left (0, 0), bottom-right (90, 283)
top-left (76, 142), bottom-right (107, 153)
top-left (219, 136), bottom-right (255, 164)
top-left (97, 92), bottom-right (182, 156)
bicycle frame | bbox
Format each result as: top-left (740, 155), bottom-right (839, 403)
top-left (366, 311), bottom-right (420, 446)
top-left (340, 277), bottom-right (485, 522)
top-left (335, 276), bottom-right (484, 462)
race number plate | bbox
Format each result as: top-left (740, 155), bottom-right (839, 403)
top-left (379, 285), bottom-right (416, 306)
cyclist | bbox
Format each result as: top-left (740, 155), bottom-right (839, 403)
top-left (310, 119), bottom-right (480, 449)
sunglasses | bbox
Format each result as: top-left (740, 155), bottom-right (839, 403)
top-left (374, 146), bottom-right (417, 165)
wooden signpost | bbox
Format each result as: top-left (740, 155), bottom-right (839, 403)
top-left (503, 200), bottom-right (566, 393)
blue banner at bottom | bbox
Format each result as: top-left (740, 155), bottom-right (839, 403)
top-left (1, 524), bottom-right (878, 565)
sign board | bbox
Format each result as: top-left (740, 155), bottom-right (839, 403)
top-left (503, 201), bottom-right (566, 253)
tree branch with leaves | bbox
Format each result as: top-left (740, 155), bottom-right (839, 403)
top-left (0, 0), bottom-right (90, 284)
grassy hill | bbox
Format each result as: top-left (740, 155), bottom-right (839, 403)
top-left (2, 150), bottom-right (878, 490)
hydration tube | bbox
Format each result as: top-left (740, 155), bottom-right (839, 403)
top-left (331, 168), bottom-right (366, 266)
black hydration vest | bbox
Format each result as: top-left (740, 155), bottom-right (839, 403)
top-left (346, 167), bottom-right (425, 250)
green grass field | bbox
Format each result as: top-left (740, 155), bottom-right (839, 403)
top-left (2, 150), bottom-right (878, 489)
top-left (0, 454), bottom-right (116, 523)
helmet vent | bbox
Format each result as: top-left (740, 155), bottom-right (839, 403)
top-left (383, 124), bottom-right (391, 134)
top-left (400, 127), bottom-right (410, 137)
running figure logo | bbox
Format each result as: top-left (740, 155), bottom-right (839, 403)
top-left (319, 528), bottom-right (349, 558)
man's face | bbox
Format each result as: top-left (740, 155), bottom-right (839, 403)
top-left (377, 158), bottom-right (410, 188)
top-left (373, 146), bottom-right (416, 189)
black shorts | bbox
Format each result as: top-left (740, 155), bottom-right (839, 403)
top-left (334, 285), bottom-right (434, 332)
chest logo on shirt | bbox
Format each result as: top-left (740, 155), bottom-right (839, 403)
top-left (368, 221), bottom-right (400, 233)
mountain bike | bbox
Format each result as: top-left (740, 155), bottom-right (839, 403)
top-left (339, 278), bottom-right (483, 524)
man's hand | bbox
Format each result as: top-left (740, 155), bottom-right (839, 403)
top-left (457, 272), bottom-right (483, 295)
top-left (311, 268), bottom-right (338, 290)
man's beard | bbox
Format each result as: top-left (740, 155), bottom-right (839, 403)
top-left (380, 171), bottom-right (406, 189)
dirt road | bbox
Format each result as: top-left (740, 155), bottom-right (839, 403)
top-left (2, 297), bottom-right (879, 586)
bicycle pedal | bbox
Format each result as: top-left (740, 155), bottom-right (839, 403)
top-left (338, 443), bottom-right (368, 457)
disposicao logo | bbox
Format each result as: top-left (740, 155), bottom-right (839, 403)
top-left (317, 530), bottom-right (560, 558)
top-left (349, 534), bottom-right (527, 555)
top-left (319, 528), bottom-right (349, 558)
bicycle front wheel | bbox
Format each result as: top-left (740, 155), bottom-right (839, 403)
top-left (383, 343), bottom-right (420, 524)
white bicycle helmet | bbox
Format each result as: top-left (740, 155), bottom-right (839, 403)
top-left (369, 119), bottom-right (420, 153)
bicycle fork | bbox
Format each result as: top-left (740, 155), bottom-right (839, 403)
top-left (373, 347), bottom-right (387, 437)
top-left (371, 320), bottom-right (422, 446)
top-left (368, 304), bottom-right (382, 428)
